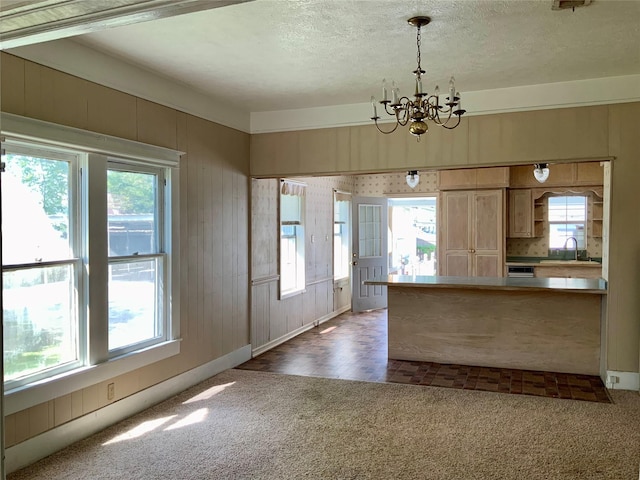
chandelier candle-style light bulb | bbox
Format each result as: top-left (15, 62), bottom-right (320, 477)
top-left (448, 77), bottom-right (456, 104)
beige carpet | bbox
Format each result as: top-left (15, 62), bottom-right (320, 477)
top-left (9, 369), bottom-right (640, 480)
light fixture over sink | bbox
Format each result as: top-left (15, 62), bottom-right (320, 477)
top-left (369, 16), bottom-right (465, 141)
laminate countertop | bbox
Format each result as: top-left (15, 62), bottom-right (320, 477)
top-left (364, 275), bottom-right (607, 295)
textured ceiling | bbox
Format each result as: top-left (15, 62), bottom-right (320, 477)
top-left (9, 0), bottom-right (640, 113)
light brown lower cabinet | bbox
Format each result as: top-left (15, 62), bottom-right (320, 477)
top-left (439, 189), bottom-right (504, 277)
top-left (534, 265), bottom-right (602, 279)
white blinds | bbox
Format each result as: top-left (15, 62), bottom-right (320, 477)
top-left (280, 179), bottom-right (306, 196)
top-left (334, 191), bottom-right (351, 203)
top-left (280, 179), bottom-right (306, 224)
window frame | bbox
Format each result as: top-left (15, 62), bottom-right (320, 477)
top-left (106, 162), bottom-right (168, 356)
top-left (333, 191), bottom-right (351, 281)
top-left (279, 179), bottom-right (306, 299)
top-left (1, 112), bottom-right (182, 415)
top-left (547, 194), bottom-right (587, 249)
top-left (1, 143), bottom-right (84, 388)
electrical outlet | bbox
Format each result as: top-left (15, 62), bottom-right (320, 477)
top-left (107, 382), bottom-right (115, 401)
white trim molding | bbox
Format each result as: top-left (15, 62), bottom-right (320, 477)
top-left (605, 370), bottom-right (640, 391)
top-left (251, 74), bottom-right (640, 134)
top-left (5, 345), bottom-right (252, 474)
top-left (1, 112), bottom-right (183, 166)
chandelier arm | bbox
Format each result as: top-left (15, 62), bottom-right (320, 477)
top-left (432, 105), bottom-right (454, 126)
top-left (373, 118), bottom-right (400, 135)
top-left (440, 114), bottom-right (463, 130)
top-left (382, 101), bottom-right (397, 116)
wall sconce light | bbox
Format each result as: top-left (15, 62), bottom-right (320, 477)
top-left (533, 163), bottom-right (550, 183)
top-left (406, 170), bottom-right (420, 188)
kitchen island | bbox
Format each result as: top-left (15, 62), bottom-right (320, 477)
top-left (365, 276), bottom-right (607, 376)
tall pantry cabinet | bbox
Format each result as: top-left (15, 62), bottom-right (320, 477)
top-left (438, 189), bottom-right (504, 277)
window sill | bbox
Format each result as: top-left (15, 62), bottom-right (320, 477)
top-left (4, 339), bottom-right (181, 415)
top-left (280, 288), bottom-right (306, 300)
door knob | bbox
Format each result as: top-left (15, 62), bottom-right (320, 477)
top-left (352, 261), bottom-right (358, 266)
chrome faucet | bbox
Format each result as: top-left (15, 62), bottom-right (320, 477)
top-left (564, 236), bottom-right (578, 260)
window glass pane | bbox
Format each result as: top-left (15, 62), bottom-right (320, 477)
top-left (108, 170), bottom-right (157, 256)
top-left (334, 194), bottom-right (350, 280)
top-left (2, 154), bottom-right (71, 264)
top-left (109, 259), bottom-right (161, 351)
top-left (3, 265), bottom-right (78, 381)
top-left (549, 224), bottom-right (586, 249)
top-left (548, 196), bottom-right (587, 249)
top-left (548, 196), bottom-right (586, 222)
top-left (280, 226), bottom-right (298, 293)
top-left (281, 194), bottom-right (301, 223)
top-left (359, 204), bottom-right (382, 257)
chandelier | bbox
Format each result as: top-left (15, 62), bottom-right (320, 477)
top-left (370, 16), bottom-right (465, 141)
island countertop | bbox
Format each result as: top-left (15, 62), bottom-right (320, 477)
top-left (364, 275), bottom-right (607, 295)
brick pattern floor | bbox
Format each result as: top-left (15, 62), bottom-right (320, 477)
top-left (238, 309), bottom-right (612, 403)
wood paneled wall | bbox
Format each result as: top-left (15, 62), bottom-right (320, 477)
top-left (250, 176), bottom-right (354, 353)
top-left (250, 102), bottom-right (640, 376)
top-left (250, 106), bottom-right (610, 177)
top-left (1, 52), bottom-right (250, 445)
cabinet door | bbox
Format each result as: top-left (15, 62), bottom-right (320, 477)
top-left (575, 162), bottom-right (603, 185)
top-left (476, 167), bottom-right (510, 188)
top-left (508, 189), bottom-right (533, 238)
top-left (444, 251), bottom-right (472, 276)
top-left (546, 163), bottom-right (575, 185)
top-left (437, 169), bottom-right (476, 190)
top-left (473, 190), bottom-right (504, 277)
top-left (439, 191), bottom-right (472, 276)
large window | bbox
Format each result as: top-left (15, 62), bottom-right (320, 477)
top-left (333, 191), bottom-right (351, 280)
top-left (548, 195), bottom-right (587, 249)
top-left (279, 180), bottom-right (305, 297)
top-left (107, 166), bottom-right (165, 353)
top-left (2, 146), bottom-right (81, 385)
top-left (2, 119), bottom-right (179, 394)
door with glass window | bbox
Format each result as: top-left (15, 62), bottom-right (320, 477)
top-left (351, 196), bottom-right (388, 312)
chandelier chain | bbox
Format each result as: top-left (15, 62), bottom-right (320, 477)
top-left (416, 24), bottom-right (422, 75)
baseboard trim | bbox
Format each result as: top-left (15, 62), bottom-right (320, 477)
top-left (252, 323), bottom-right (315, 357)
top-left (605, 370), bottom-right (640, 391)
top-left (251, 308), bottom-right (350, 357)
top-left (319, 305), bottom-right (350, 325)
top-left (5, 345), bottom-right (252, 474)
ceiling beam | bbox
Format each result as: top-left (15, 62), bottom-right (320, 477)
top-left (0, 0), bottom-right (253, 50)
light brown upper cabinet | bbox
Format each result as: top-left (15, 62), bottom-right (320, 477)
top-left (509, 162), bottom-right (603, 188)
top-left (439, 189), bottom-right (504, 277)
top-left (437, 167), bottom-right (509, 190)
top-left (508, 189), bottom-right (534, 238)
